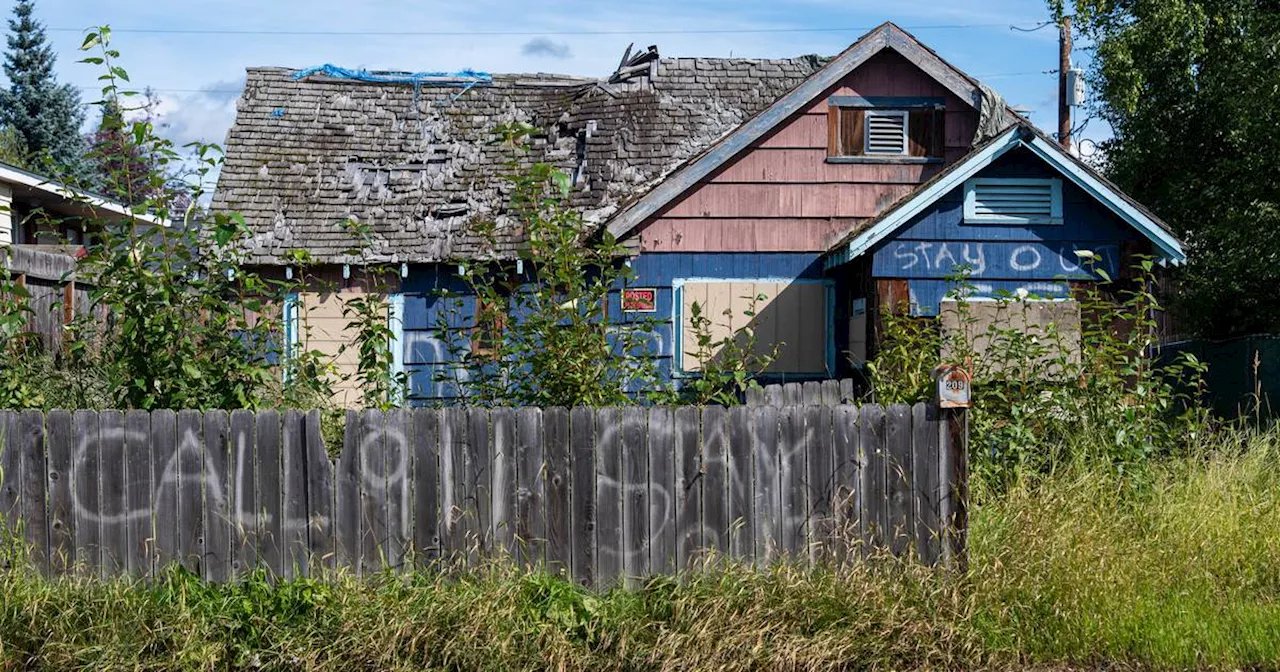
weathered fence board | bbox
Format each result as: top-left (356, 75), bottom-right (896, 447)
top-left (71, 410), bottom-right (99, 575)
top-left (258, 409), bottom-right (284, 576)
top-left (46, 410), bottom-right (73, 574)
top-left (621, 406), bottom-right (647, 585)
top-left (99, 410), bottom-right (126, 577)
top-left (595, 408), bottom-right (623, 586)
top-left (569, 407), bottom-right (594, 585)
top-left (411, 408), bottom-right (438, 569)
top-left (491, 408), bottom-right (516, 560)
top-left (832, 405), bottom-right (860, 563)
top-left (674, 406), bottom-right (701, 572)
top-left (859, 404), bottom-right (887, 555)
top-left (124, 410), bottom-right (151, 577)
top-left (335, 411), bottom-right (360, 572)
top-left (752, 405), bottom-right (780, 565)
top-left (517, 407), bottom-right (545, 567)
top-left (203, 410), bottom-right (232, 582)
top-left (886, 405), bottom-right (914, 558)
top-left (151, 409), bottom-right (177, 574)
top-left (229, 410), bottom-right (256, 576)
top-left (543, 408), bottom-right (570, 576)
top-left (702, 406), bottom-right (728, 558)
top-left (0, 403), bottom-right (966, 587)
top-left (282, 410), bottom-right (308, 579)
top-left (727, 406), bottom-right (752, 562)
top-left (647, 407), bottom-right (675, 575)
top-left (177, 409), bottom-right (204, 575)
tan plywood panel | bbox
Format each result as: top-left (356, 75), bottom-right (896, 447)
top-left (681, 281), bottom-right (828, 375)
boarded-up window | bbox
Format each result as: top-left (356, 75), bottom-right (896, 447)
top-left (940, 299), bottom-right (1081, 376)
top-left (828, 105), bottom-right (944, 158)
top-left (680, 281), bottom-right (828, 375)
top-left (292, 291), bottom-right (365, 407)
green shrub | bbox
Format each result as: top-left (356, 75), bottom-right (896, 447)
top-left (870, 258), bottom-right (1211, 489)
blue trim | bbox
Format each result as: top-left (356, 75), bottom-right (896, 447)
top-left (388, 293), bottom-right (405, 387)
top-left (828, 95), bottom-right (946, 108)
top-left (672, 284), bottom-right (684, 378)
top-left (825, 283), bottom-right (837, 375)
top-left (282, 293), bottom-right (299, 383)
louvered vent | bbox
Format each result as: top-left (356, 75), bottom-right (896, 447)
top-left (965, 178), bottom-right (1064, 224)
top-left (865, 112), bottom-right (907, 154)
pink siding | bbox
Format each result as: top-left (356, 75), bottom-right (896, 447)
top-left (636, 51), bottom-right (982, 253)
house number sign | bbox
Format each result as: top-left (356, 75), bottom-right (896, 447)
top-left (935, 364), bottom-right (972, 409)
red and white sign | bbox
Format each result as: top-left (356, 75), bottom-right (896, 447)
top-left (622, 288), bottom-right (658, 312)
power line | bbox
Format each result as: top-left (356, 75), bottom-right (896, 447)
top-left (48, 22), bottom-right (1026, 38)
top-left (72, 71), bottom-right (1051, 99)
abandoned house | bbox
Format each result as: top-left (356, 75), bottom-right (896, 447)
top-left (212, 22), bottom-right (1186, 405)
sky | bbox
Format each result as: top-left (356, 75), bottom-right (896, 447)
top-left (27, 0), bottom-right (1106, 157)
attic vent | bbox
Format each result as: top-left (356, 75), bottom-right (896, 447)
top-left (964, 178), bottom-right (1064, 225)
top-left (865, 111), bottom-right (907, 155)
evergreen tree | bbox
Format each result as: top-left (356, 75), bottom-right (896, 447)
top-left (0, 0), bottom-right (86, 178)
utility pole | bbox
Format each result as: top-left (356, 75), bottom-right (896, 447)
top-left (1058, 15), bottom-right (1073, 150)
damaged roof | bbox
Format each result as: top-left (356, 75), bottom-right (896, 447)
top-left (213, 54), bottom-right (826, 264)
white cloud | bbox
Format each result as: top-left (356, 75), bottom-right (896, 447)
top-left (521, 37), bottom-right (573, 59)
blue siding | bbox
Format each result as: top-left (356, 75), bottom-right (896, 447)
top-left (868, 147), bottom-right (1142, 316)
top-left (398, 252), bottom-right (828, 404)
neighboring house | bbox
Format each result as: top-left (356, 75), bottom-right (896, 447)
top-left (0, 159), bottom-right (162, 248)
top-left (213, 23), bottom-right (1184, 406)
top-left (0, 160), bottom-right (168, 351)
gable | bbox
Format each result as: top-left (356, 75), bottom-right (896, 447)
top-left (605, 22), bottom-right (1009, 244)
top-left (632, 50), bottom-right (982, 254)
top-left (826, 125), bottom-right (1185, 270)
top-left (869, 147), bottom-right (1143, 284)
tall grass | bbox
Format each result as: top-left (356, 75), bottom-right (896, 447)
top-left (2, 429), bottom-right (1277, 671)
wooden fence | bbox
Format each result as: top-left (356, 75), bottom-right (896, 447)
top-left (1, 246), bottom-right (96, 352)
top-left (747, 379), bottom-right (860, 406)
top-left (0, 404), bottom-right (966, 586)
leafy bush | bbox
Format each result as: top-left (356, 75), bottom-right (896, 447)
top-left (869, 258), bottom-right (1210, 487)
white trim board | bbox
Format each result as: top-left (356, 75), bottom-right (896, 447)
top-left (0, 161), bottom-right (169, 227)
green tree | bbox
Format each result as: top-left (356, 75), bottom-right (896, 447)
top-left (1053, 0), bottom-right (1280, 337)
top-left (0, 0), bottom-right (87, 178)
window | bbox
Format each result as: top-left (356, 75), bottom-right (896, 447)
top-left (827, 104), bottom-right (944, 160)
top-left (963, 177), bottom-right (1064, 225)
top-left (471, 295), bottom-right (505, 359)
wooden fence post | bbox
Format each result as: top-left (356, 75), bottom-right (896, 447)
top-left (938, 403), bottom-right (968, 572)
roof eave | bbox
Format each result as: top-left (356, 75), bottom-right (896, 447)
top-left (0, 161), bottom-right (169, 228)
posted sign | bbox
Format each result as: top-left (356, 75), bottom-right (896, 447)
top-left (935, 365), bottom-right (972, 409)
top-left (622, 288), bottom-right (657, 313)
